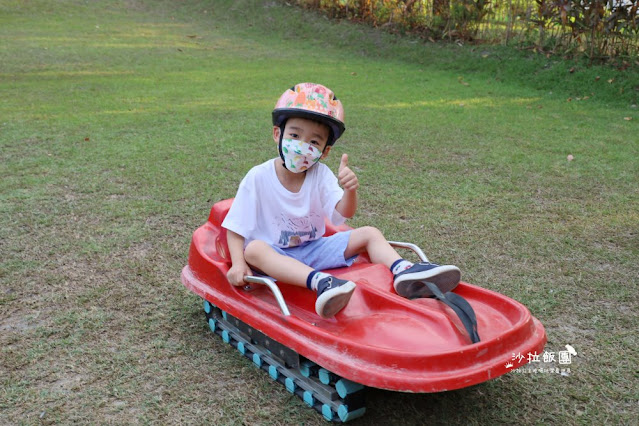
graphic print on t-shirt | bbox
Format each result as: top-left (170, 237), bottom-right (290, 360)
top-left (276, 214), bottom-right (320, 247)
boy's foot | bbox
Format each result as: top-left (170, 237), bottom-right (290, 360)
top-left (315, 276), bottom-right (356, 318)
top-left (393, 263), bottom-right (461, 299)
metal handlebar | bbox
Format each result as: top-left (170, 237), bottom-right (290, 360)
top-left (388, 241), bottom-right (430, 263)
top-left (243, 276), bottom-right (291, 317)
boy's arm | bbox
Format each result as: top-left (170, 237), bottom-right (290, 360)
top-left (335, 153), bottom-right (358, 219)
top-left (226, 230), bottom-right (253, 286)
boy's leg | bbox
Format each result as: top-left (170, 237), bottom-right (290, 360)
top-left (244, 240), bottom-right (314, 286)
top-left (343, 226), bottom-right (403, 268)
top-left (344, 227), bottom-right (460, 298)
top-left (244, 240), bottom-right (355, 318)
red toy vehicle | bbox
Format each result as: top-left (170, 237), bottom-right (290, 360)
top-left (181, 199), bottom-right (546, 422)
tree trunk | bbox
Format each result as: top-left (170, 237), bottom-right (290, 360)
top-left (433, 0), bottom-right (450, 19)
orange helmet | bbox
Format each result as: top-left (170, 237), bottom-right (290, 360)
top-left (272, 83), bottom-right (346, 145)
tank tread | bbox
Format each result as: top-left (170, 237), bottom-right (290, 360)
top-left (203, 300), bottom-right (366, 422)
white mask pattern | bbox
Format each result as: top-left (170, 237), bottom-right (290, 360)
top-left (280, 138), bottom-right (322, 173)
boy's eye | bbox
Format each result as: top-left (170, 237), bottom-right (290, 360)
top-left (289, 133), bottom-right (298, 139)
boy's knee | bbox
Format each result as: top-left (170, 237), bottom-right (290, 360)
top-left (360, 226), bottom-right (384, 240)
top-left (244, 240), bottom-right (270, 263)
top-left (352, 226), bottom-right (385, 244)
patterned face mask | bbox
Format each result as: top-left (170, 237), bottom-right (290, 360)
top-left (279, 138), bottom-right (323, 173)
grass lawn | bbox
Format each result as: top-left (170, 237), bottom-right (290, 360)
top-left (1, 0), bottom-right (637, 424)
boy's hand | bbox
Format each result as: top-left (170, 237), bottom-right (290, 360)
top-left (338, 154), bottom-right (359, 191)
top-left (227, 263), bottom-right (254, 287)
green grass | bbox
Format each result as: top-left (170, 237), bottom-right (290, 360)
top-left (1, 0), bottom-right (637, 424)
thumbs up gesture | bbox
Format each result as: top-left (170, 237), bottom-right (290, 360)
top-left (338, 153), bottom-right (359, 191)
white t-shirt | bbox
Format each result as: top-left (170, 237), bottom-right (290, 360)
top-left (222, 158), bottom-right (346, 248)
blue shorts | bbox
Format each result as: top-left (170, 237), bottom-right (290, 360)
top-left (271, 231), bottom-right (356, 271)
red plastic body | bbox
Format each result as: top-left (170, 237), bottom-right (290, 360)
top-left (181, 199), bottom-right (546, 393)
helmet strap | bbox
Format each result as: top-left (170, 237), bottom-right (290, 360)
top-left (277, 123), bottom-right (288, 169)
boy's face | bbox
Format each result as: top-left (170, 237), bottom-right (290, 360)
top-left (273, 117), bottom-right (331, 159)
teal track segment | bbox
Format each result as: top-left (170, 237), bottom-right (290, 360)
top-left (201, 299), bottom-right (367, 422)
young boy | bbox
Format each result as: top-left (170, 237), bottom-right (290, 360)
top-left (222, 83), bottom-right (461, 318)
